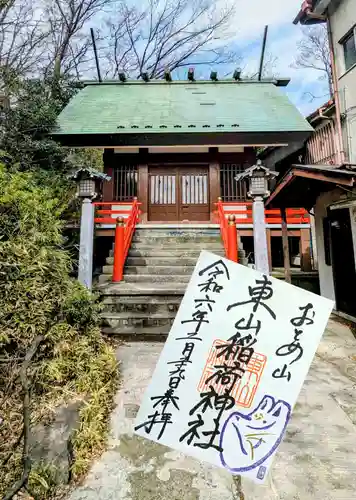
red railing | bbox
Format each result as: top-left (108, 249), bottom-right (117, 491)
top-left (215, 199), bottom-right (310, 262)
top-left (217, 198), bottom-right (228, 252)
top-left (216, 199), bottom-right (238, 262)
top-left (94, 201), bottom-right (136, 224)
top-left (93, 199), bottom-right (141, 282)
top-left (216, 201), bottom-right (310, 225)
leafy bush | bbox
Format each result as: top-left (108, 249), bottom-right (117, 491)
top-left (0, 77), bottom-right (103, 177)
top-left (0, 165), bottom-right (118, 498)
top-left (1, 77), bottom-right (78, 173)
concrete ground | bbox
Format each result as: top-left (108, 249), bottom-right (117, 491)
top-left (68, 316), bottom-right (356, 500)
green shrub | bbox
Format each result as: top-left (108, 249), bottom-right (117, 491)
top-left (0, 165), bottom-right (118, 497)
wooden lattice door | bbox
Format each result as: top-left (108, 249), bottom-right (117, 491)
top-left (148, 167), bottom-right (178, 221)
top-left (148, 166), bottom-right (209, 222)
top-left (178, 167), bottom-right (209, 221)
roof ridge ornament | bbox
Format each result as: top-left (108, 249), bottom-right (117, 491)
top-left (233, 68), bottom-right (242, 81)
top-left (188, 68), bottom-right (195, 81)
top-left (81, 77), bottom-right (290, 86)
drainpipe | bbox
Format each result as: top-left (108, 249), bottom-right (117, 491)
top-left (327, 17), bottom-right (346, 165)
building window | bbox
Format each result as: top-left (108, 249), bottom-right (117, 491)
top-left (342, 27), bottom-right (356, 72)
top-left (220, 164), bottom-right (248, 202)
top-left (114, 165), bottom-right (137, 201)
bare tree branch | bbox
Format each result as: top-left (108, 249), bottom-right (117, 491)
top-left (303, 90), bottom-right (332, 102)
top-left (246, 52), bottom-right (279, 80)
top-left (0, 1), bottom-right (48, 88)
top-left (102, 0), bottom-right (239, 79)
top-left (42, 0), bottom-right (114, 80)
top-left (1, 0), bottom-right (241, 89)
top-left (292, 24), bottom-right (333, 99)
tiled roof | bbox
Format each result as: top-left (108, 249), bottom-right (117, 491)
top-left (54, 80), bottom-right (313, 136)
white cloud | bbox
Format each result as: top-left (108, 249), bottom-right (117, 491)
top-left (221, 0), bottom-right (330, 115)
top-left (221, 0), bottom-right (308, 82)
top-left (230, 0), bottom-right (303, 40)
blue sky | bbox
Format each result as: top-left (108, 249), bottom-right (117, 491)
top-left (217, 0), bottom-right (330, 117)
top-left (96, 0), bottom-right (330, 118)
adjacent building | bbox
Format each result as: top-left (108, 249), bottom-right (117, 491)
top-left (295, 0), bottom-right (356, 164)
top-left (266, 0), bottom-right (356, 321)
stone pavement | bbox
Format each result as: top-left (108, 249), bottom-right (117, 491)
top-left (68, 317), bottom-right (356, 500)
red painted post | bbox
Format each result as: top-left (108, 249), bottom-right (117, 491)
top-left (227, 215), bottom-right (238, 263)
top-left (112, 216), bottom-right (125, 282)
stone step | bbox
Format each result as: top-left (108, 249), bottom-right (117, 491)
top-left (102, 304), bottom-right (180, 315)
top-left (102, 311), bottom-right (175, 323)
top-left (131, 231), bottom-right (227, 238)
top-left (133, 228), bottom-right (220, 236)
top-left (101, 325), bottom-right (170, 337)
top-left (133, 227), bottom-right (220, 233)
top-left (98, 225), bottom-right (248, 337)
top-left (132, 231), bottom-right (218, 241)
top-left (113, 248), bottom-right (225, 258)
top-left (127, 265), bottom-right (194, 276)
top-left (131, 236), bottom-right (222, 245)
top-left (125, 274), bottom-right (191, 283)
top-left (107, 256), bottom-right (200, 266)
top-left (98, 274), bottom-right (190, 284)
top-left (127, 241), bottom-right (224, 250)
top-left (101, 313), bottom-right (174, 331)
top-left (101, 295), bottom-right (182, 314)
top-left (108, 251), bottom-right (245, 265)
top-left (102, 294), bottom-right (182, 304)
top-left (96, 282), bottom-right (187, 295)
top-left (102, 265), bottom-right (194, 276)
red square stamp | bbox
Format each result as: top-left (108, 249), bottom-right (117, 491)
top-left (197, 339), bottom-right (267, 408)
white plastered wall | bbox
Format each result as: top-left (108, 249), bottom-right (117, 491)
top-left (329, 0), bottom-right (356, 163)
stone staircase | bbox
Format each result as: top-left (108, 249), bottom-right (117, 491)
top-left (96, 225), bottom-right (246, 338)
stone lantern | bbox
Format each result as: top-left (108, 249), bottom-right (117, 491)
top-left (235, 161), bottom-right (278, 274)
top-left (69, 167), bottom-right (110, 290)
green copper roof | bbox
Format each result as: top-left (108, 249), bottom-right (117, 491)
top-left (54, 80), bottom-right (312, 136)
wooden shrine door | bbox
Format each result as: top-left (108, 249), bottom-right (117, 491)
top-left (179, 167), bottom-right (210, 221)
top-left (148, 166), bottom-right (210, 222)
